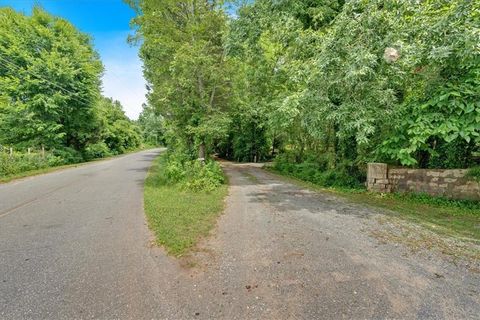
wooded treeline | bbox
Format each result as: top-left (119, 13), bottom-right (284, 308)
top-left (130, 0), bottom-right (479, 186)
top-left (0, 7), bottom-right (141, 168)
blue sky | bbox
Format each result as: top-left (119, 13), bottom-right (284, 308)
top-left (0, 0), bottom-right (146, 119)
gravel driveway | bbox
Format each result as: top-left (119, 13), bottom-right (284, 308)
top-left (1, 156), bottom-right (478, 319)
top-left (171, 162), bottom-right (480, 319)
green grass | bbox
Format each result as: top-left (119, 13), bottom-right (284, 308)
top-left (267, 167), bottom-right (480, 243)
top-left (466, 166), bottom-right (480, 182)
top-left (342, 192), bottom-right (480, 242)
top-left (144, 154), bottom-right (228, 256)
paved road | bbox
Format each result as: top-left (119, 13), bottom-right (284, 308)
top-left (1, 153), bottom-right (479, 319)
top-left (0, 149), bottom-right (173, 319)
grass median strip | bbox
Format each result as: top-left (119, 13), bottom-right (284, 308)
top-left (144, 154), bottom-right (228, 256)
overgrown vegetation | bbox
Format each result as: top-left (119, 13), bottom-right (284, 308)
top-left (0, 150), bottom-right (61, 177)
top-left (0, 7), bottom-right (142, 178)
top-left (162, 151), bottom-right (225, 192)
top-left (466, 167), bottom-right (480, 183)
top-left (273, 151), bottom-right (365, 188)
top-left (128, 0), bottom-right (479, 190)
top-left (144, 153), bottom-right (228, 255)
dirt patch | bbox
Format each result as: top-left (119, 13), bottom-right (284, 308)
top-left (370, 215), bottom-right (480, 269)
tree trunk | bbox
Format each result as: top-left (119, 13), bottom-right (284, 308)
top-left (271, 132), bottom-right (276, 157)
top-left (198, 142), bottom-right (206, 164)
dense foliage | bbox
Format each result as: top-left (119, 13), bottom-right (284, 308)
top-left (0, 7), bottom-right (141, 175)
top-left (128, 0), bottom-right (231, 159)
top-left (130, 0), bottom-right (479, 188)
top-left (137, 103), bottom-right (165, 146)
top-left (0, 149), bottom-right (62, 178)
top-left (163, 152), bottom-right (225, 192)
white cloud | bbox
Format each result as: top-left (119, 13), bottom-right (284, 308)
top-left (95, 32), bottom-right (146, 120)
top-left (101, 57), bottom-right (146, 120)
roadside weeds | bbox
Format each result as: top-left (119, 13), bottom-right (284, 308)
top-left (0, 146), bottom-right (159, 184)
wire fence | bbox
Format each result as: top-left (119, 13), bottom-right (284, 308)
top-left (0, 145), bottom-right (53, 177)
top-left (0, 145), bottom-right (46, 158)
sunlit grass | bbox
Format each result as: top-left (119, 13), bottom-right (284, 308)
top-left (144, 154), bottom-right (228, 256)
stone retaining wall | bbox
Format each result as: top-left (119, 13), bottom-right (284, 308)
top-left (367, 163), bottom-right (479, 200)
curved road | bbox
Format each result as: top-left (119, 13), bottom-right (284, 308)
top-left (1, 150), bottom-right (479, 319)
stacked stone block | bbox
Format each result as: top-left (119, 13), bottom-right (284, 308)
top-left (367, 163), bottom-right (480, 200)
top-left (367, 163), bottom-right (391, 193)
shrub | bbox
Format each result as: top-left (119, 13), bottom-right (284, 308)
top-left (82, 142), bottom-right (112, 161)
top-left (313, 169), bottom-right (361, 188)
top-left (0, 152), bottom-right (53, 176)
top-left (272, 153), bottom-right (365, 189)
top-left (165, 158), bottom-right (185, 182)
top-left (53, 147), bottom-right (83, 164)
top-left (466, 167), bottom-right (480, 183)
top-left (161, 152), bottom-right (225, 192)
top-left (46, 154), bottom-right (64, 167)
top-left (182, 160), bottom-right (225, 192)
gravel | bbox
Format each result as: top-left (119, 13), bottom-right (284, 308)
top-left (1, 156), bottom-right (478, 319)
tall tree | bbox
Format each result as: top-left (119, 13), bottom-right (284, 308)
top-left (138, 103), bottom-right (165, 146)
top-left (95, 97), bottom-right (141, 155)
top-left (0, 7), bottom-right (103, 150)
top-left (128, 0), bottom-right (231, 159)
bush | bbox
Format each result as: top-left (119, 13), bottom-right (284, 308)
top-left (0, 152), bottom-right (52, 176)
top-left (161, 152), bottom-right (225, 192)
top-left (273, 153), bottom-right (365, 189)
top-left (312, 169), bottom-right (361, 188)
top-left (466, 167), bottom-right (480, 183)
top-left (52, 147), bottom-right (83, 164)
top-left (165, 158), bottom-right (186, 182)
top-left (182, 160), bottom-right (225, 192)
top-left (82, 142), bottom-right (112, 161)
top-left (46, 154), bottom-right (64, 167)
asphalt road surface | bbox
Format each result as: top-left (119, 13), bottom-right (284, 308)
top-left (1, 150), bottom-right (479, 319)
top-left (0, 149), bottom-right (170, 319)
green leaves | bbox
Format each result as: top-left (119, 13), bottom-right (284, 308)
top-left (0, 7), bottom-right (102, 150)
top-left (130, 0), bottom-right (230, 157)
top-left (0, 7), bottom-right (140, 162)
top-left (130, 0), bottom-right (479, 169)
top-left (95, 97), bottom-right (141, 155)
